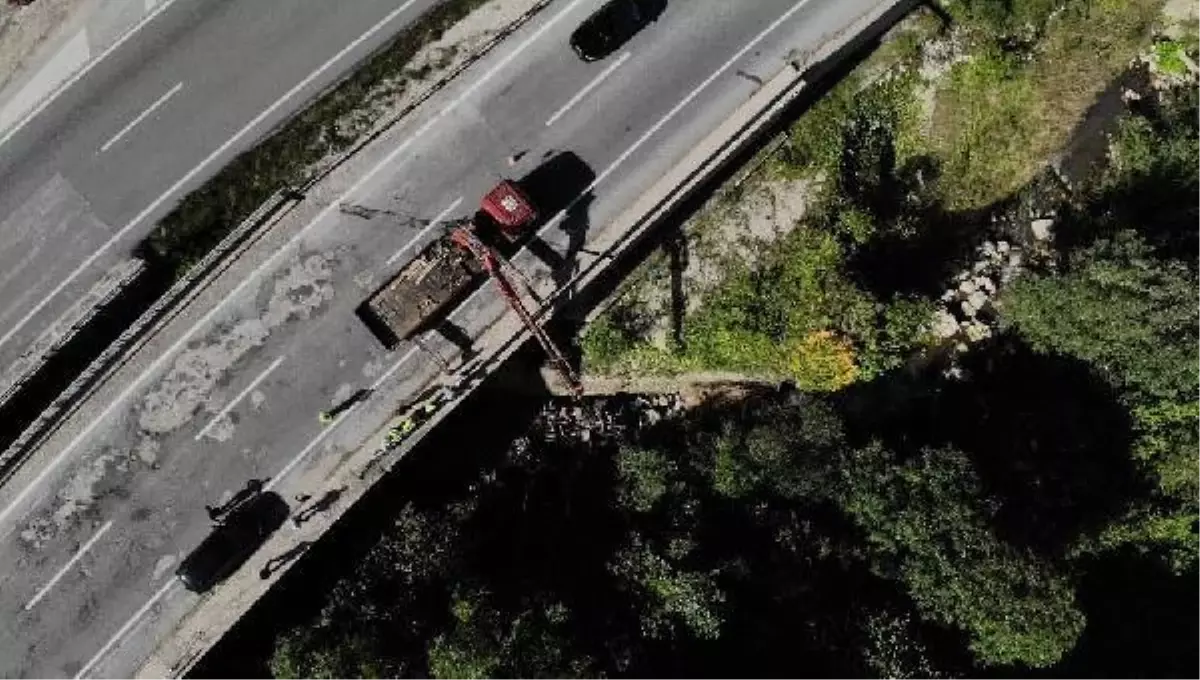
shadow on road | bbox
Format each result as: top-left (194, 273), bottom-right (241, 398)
top-left (519, 151), bottom-right (597, 292)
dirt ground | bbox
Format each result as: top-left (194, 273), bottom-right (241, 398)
top-left (0, 0), bottom-right (90, 94)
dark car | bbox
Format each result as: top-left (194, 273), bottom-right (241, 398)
top-left (175, 491), bottom-right (289, 593)
top-left (569, 0), bottom-right (666, 62)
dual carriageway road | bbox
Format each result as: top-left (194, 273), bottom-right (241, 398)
top-left (0, 0), bottom-right (899, 676)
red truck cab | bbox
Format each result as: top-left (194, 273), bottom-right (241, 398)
top-left (480, 180), bottom-right (538, 241)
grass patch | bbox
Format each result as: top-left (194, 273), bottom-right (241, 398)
top-left (140, 0), bottom-right (496, 277)
top-left (1153, 39), bottom-right (1189, 76)
top-left (775, 66), bottom-right (924, 180)
top-left (933, 0), bottom-right (1162, 210)
top-left (584, 221), bottom-right (935, 389)
top-left (585, 0), bottom-right (1164, 384)
top-left (931, 50), bottom-right (1038, 210)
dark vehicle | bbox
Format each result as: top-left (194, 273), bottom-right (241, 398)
top-left (569, 0), bottom-right (666, 62)
top-left (175, 491), bottom-right (289, 593)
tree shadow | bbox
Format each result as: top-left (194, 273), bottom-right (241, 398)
top-left (424, 396), bottom-right (673, 675)
top-left (837, 333), bottom-right (1148, 556)
top-left (1045, 550), bottom-right (1199, 679)
top-left (840, 140), bottom-right (990, 299)
top-left (945, 337), bottom-right (1144, 554)
top-left (665, 227), bottom-right (689, 351)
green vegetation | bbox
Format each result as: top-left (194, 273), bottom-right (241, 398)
top-left (139, 0), bottom-right (493, 277)
top-left (583, 70), bottom-right (933, 387)
top-left (1003, 84), bottom-right (1199, 571)
top-left (249, 1), bottom-right (1197, 678)
top-left (265, 71), bottom-right (1200, 666)
top-left (932, 49), bottom-right (1038, 209)
top-left (934, 0), bottom-right (1162, 208)
top-left (583, 0), bottom-right (1167, 377)
top-left (1153, 39), bottom-right (1190, 76)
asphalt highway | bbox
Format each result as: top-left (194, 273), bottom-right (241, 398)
top-left (0, 0), bottom-right (443, 377)
top-left (0, 0), bottom-right (893, 676)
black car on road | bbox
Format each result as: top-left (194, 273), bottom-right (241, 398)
top-left (570, 0), bottom-right (666, 62)
top-left (176, 490), bottom-right (289, 593)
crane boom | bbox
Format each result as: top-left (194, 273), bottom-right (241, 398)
top-left (450, 227), bottom-right (583, 397)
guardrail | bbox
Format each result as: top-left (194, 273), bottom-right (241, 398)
top-left (0, 258), bottom-right (145, 410)
top-left (0, 0), bottom-right (562, 491)
top-left (0, 0), bottom-right (562, 492)
top-left (296, 0), bottom-right (558, 195)
top-left (0, 189), bottom-right (296, 486)
top-left (364, 0), bottom-right (916, 481)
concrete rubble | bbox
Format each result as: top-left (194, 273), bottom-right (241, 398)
top-left (929, 236), bottom-right (1032, 379)
top-left (523, 394), bottom-right (686, 448)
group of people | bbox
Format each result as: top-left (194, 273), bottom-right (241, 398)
top-left (383, 393), bottom-right (443, 447)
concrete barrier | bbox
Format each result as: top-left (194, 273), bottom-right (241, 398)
top-left (0, 257), bottom-right (145, 410)
top-left (0, 190), bottom-right (294, 486)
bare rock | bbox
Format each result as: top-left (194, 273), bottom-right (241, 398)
top-left (968, 289), bottom-right (989, 311)
top-left (1031, 218), bottom-right (1054, 241)
top-left (974, 276), bottom-right (996, 295)
top-left (932, 310), bottom-right (960, 338)
top-left (964, 320), bottom-right (992, 343)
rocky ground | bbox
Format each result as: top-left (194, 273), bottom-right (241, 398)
top-left (518, 393), bottom-right (686, 451)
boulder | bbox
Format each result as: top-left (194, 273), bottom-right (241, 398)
top-left (1031, 218), bottom-right (1054, 241)
top-left (964, 320), bottom-right (992, 343)
top-left (932, 309), bottom-right (960, 338)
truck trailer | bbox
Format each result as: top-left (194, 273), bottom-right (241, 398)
top-left (356, 180), bottom-right (538, 349)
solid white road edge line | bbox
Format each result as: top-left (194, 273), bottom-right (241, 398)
top-left (98, 81), bottom-right (184, 153)
top-left (370, 345), bottom-right (422, 392)
top-left (194, 355), bottom-right (285, 441)
top-left (23, 520), bottom-right (114, 611)
top-left (74, 578), bottom-right (177, 679)
top-left (0, 0), bottom-right (183, 151)
top-left (265, 408), bottom-right (352, 493)
top-left (0, 0), bottom-right (592, 531)
top-left (385, 196), bottom-right (464, 266)
top-left (0, 0), bottom-right (428, 356)
top-left (456, 0), bottom-right (814, 316)
top-left (544, 51), bottom-right (631, 127)
top-left (266, 339), bottom-right (423, 492)
top-left (545, 0), bottom-right (816, 233)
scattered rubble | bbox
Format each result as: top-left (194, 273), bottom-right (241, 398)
top-left (929, 235), bottom-right (1031, 377)
top-left (519, 394), bottom-right (686, 450)
top-left (1030, 217), bottom-right (1054, 241)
